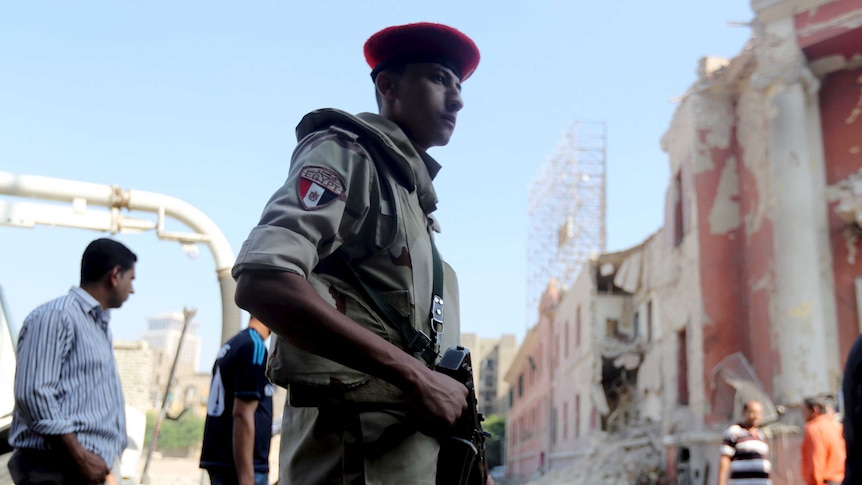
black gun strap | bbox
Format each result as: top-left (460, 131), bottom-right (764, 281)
top-left (429, 233), bottom-right (444, 352)
top-left (322, 248), bottom-right (440, 368)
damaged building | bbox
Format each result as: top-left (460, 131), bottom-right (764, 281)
top-left (507, 0), bottom-right (862, 483)
top-left (505, 244), bottom-right (670, 484)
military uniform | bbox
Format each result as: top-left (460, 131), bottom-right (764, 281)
top-left (232, 22), bottom-right (480, 485)
top-left (233, 110), bottom-right (461, 484)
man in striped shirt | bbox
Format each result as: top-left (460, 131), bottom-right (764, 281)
top-left (719, 400), bottom-right (772, 485)
top-left (7, 238), bottom-right (136, 485)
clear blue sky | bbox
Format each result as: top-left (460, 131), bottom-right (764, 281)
top-left (0, 1), bottom-right (754, 372)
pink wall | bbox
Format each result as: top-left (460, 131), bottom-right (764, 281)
top-left (506, 289), bottom-right (557, 479)
top-left (819, 66), bottom-right (862, 363)
top-left (692, 123), bottom-right (750, 419)
top-left (796, 0), bottom-right (862, 366)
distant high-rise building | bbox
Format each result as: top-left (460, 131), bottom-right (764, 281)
top-left (461, 333), bottom-right (518, 416)
top-left (142, 312), bottom-right (207, 411)
top-left (142, 312), bottom-right (202, 369)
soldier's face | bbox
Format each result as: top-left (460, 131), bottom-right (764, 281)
top-left (390, 63), bottom-right (463, 149)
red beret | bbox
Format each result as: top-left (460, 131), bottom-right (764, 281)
top-left (364, 22), bottom-right (480, 82)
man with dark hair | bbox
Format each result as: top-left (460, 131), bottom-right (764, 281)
top-left (200, 317), bottom-right (274, 485)
top-left (718, 400), bottom-right (772, 485)
top-left (801, 395), bottom-right (845, 485)
top-left (233, 22), bottom-right (490, 485)
top-left (8, 238), bottom-right (136, 485)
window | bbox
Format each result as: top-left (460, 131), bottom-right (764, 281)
top-left (678, 327), bottom-right (689, 405)
top-left (633, 311), bottom-right (640, 340)
top-left (518, 373), bottom-right (524, 398)
top-left (551, 407), bottom-right (557, 444)
top-left (646, 301), bottom-right (653, 343)
top-left (606, 318), bottom-right (619, 338)
top-left (673, 171), bottom-right (685, 246)
top-left (575, 394), bottom-right (581, 437)
top-left (563, 401), bottom-right (569, 441)
top-left (564, 320), bottom-right (570, 358)
top-left (576, 306), bottom-right (582, 347)
top-left (554, 340), bottom-right (560, 371)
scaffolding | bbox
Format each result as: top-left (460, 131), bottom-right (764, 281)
top-left (526, 121), bottom-right (607, 325)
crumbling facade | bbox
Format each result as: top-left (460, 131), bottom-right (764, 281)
top-left (509, 0), bottom-right (862, 483)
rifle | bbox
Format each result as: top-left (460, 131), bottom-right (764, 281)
top-left (435, 346), bottom-right (490, 485)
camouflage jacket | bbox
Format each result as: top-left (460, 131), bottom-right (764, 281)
top-left (232, 109), bottom-right (460, 405)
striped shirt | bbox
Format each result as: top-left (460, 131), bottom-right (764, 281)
top-left (9, 287), bottom-right (127, 466)
top-left (722, 423), bottom-right (772, 485)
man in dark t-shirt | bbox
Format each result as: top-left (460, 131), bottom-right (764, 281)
top-left (200, 317), bottom-right (273, 485)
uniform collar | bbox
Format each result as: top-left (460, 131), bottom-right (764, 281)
top-left (357, 112), bottom-right (440, 214)
top-left (296, 108), bottom-right (440, 214)
top-left (70, 286), bottom-right (110, 326)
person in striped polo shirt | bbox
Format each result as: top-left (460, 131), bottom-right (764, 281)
top-left (7, 238), bottom-right (136, 485)
top-left (719, 400), bottom-right (772, 485)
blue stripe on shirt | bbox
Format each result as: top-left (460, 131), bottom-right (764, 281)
top-left (250, 329), bottom-right (264, 366)
top-left (9, 287), bottom-right (127, 466)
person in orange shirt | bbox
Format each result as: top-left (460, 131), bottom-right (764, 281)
top-left (800, 396), bottom-right (845, 485)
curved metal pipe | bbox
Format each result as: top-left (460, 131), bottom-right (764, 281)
top-left (0, 171), bottom-right (241, 342)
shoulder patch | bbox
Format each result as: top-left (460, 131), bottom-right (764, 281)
top-left (297, 166), bottom-right (346, 210)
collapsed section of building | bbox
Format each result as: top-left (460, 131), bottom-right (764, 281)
top-left (506, 1), bottom-right (862, 483)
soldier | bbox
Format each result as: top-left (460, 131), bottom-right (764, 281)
top-left (232, 23), bottom-right (490, 484)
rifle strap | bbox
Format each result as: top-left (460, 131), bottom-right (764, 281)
top-left (314, 121), bottom-right (444, 368)
top-left (322, 241), bottom-right (442, 368)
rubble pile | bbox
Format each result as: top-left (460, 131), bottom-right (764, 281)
top-left (526, 433), bottom-right (664, 485)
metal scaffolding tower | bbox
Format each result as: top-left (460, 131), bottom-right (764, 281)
top-left (526, 121), bottom-right (607, 325)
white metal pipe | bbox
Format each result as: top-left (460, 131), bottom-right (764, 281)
top-left (0, 200), bottom-right (158, 232)
top-left (0, 171), bottom-right (241, 341)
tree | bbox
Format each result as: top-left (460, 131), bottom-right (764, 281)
top-left (143, 410), bottom-right (205, 454)
top-left (483, 413), bottom-right (506, 468)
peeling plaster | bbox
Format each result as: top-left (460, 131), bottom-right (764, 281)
top-left (797, 8), bottom-right (862, 38)
top-left (828, 168), bottom-right (862, 230)
top-left (737, 88), bottom-right (772, 235)
top-left (662, 100), bottom-right (695, 174)
top-left (693, 96), bottom-right (735, 175)
top-left (787, 301), bottom-right (813, 318)
top-left (846, 75), bottom-right (862, 125)
top-left (708, 157), bottom-right (742, 235)
top-left (751, 19), bottom-right (820, 94)
top-left (851, 146), bottom-right (861, 154)
top-left (844, 226), bottom-right (860, 264)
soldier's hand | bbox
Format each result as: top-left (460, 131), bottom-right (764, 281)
top-left (406, 368), bottom-right (468, 435)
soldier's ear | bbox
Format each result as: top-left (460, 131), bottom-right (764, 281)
top-left (375, 71), bottom-right (398, 100)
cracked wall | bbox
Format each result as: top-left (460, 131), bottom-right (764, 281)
top-left (820, 65), bottom-right (862, 361)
